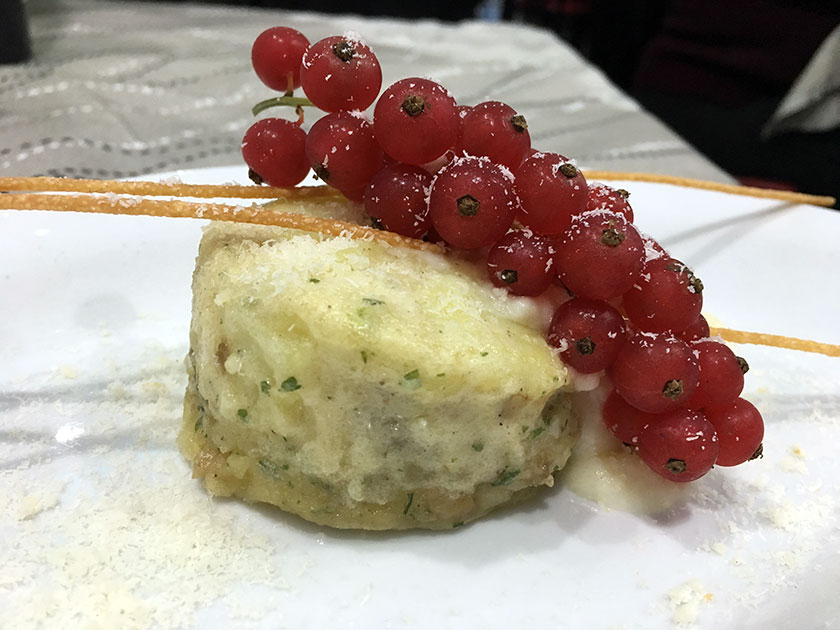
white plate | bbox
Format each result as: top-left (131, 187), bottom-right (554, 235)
top-left (2, 166), bottom-right (839, 629)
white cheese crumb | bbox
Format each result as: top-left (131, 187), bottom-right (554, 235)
top-left (667, 579), bottom-right (710, 627)
top-left (3, 347), bottom-right (294, 627)
top-left (13, 482), bottom-right (65, 521)
top-left (224, 353), bottom-right (243, 374)
top-left (779, 455), bottom-right (808, 474)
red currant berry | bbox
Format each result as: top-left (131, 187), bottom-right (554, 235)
top-left (424, 224), bottom-right (445, 245)
top-left (421, 150), bottom-right (456, 175)
top-left (687, 340), bottom-right (746, 409)
top-left (374, 78), bottom-right (459, 165)
top-left (364, 163), bottom-right (433, 238)
top-left (676, 314), bottom-right (711, 342)
top-left (637, 408), bottom-right (719, 482)
top-left (454, 105), bottom-right (471, 147)
top-left (586, 182), bottom-right (634, 223)
top-left (546, 297), bottom-right (626, 373)
top-left (427, 156), bottom-right (517, 249)
top-left (457, 100), bottom-right (531, 170)
top-left (251, 27), bottom-right (310, 92)
top-left (305, 110), bottom-right (382, 197)
top-left (609, 331), bottom-right (700, 413)
top-left (380, 152), bottom-right (399, 169)
top-left (555, 210), bottom-right (645, 300)
top-left (640, 232), bottom-right (668, 262)
top-left (623, 257), bottom-right (704, 333)
top-left (338, 185), bottom-right (366, 203)
top-left (241, 118), bottom-right (309, 188)
top-left (513, 152), bottom-right (588, 235)
top-left (486, 230), bottom-right (555, 296)
top-left (602, 389), bottom-right (660, 446)
top-left (704, 398), bottom-right (764, 466)
top-left (300, 34), bottom-right (382, 112)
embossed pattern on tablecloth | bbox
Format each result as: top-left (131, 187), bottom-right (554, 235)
top-left (0, 0), bottom-right (731, 182)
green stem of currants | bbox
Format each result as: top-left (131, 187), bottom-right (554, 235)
top-left (251, 96), bottom-right (315, 116)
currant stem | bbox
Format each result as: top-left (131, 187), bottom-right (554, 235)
top-left (252, 96), bottom-right (316, 116)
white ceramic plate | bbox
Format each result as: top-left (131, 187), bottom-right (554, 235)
top-left (2, 166), bottom-right (839, 629)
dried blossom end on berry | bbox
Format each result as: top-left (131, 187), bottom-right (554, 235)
top-left (666, 261), bottom-right (704, 294)
top-left (510, 114), bottom-right (528, 133)
top-left (332, 40), bottom-right (355, 62)
top-left (457, 194), bottom-right (479, 217)
top-left (559, 163), bottom-right (578, 178)
top-left (663, 379), bottom-right (684, 400)
top-left (248, 168), bottom-right (265, 186)
top-left (576, 337), bottom-right (596, 355)
top-left (690, 275), bottom-right (704, 294)
top-left (401, 95), bottom-right (425, 117)
top-left (499, 269), bottom-right (518, 285)
top-left (313, 164), bottom-right (330, 181)
top-left (601, 227), bottom-right (625, 247)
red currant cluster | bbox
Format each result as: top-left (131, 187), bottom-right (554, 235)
top-left (242, 27), bottom-right (764, 485)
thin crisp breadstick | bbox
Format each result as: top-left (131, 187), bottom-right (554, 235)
top-left (0, 176), bottom-right (340, 200)
top-left (2, 181), bottom-right (838, 357)
top-left (1, 192), bottom-right (442, 253)
top-left (711, 327), bottom-right (840, 358)
top-left (582, 171), bottom-right (836, 208)
top-left (2, 173), bottom-right (835, 207)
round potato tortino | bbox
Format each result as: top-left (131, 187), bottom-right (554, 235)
top-left (178, 215), bottom-right (581, 529)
